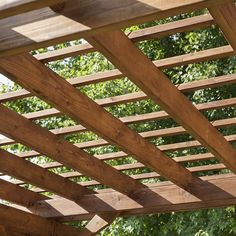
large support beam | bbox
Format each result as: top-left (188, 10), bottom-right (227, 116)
top-left (0, 149), bottom-right (93, 201)
top-left (0, 0), bottom-right (64, 19)
top-left (86, 30), bottom-right (236, 174)
top-left (0, 204), bottom-right (82, 236)
top-left (29, 175), bottom-right (236, 221)
top-left (0, 0), bottom-right (225, 56)
top-left (0, 104), bottom-right (144, 197)
top-left (208, 0), bottom-right (236, 52)
top-left (0, 54), bottom-right (201, 193)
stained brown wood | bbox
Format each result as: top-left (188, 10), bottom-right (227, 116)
top-left (0, 178), bottom-right (48, 207)
top-left (87, 30), bottom-right (236, 174)
top-left (28, 174), bottom-right (236, 221)
top-left (35, 14), bottom-right (214, 63)
top-left (0, 0), bottom-right (64, 19)
top-left (0, 53), bottom-right (201, 192)
top-left (0, 104), bottom-right (144, 196)
top-left (0, 149), bottom-right (93, 200)
top-left (80, 213), bottom-right (118, 236)
top-left (1, 46), bottom-right (234, 103)
top-left (209, 0), bottom-right (236, 52)
top-left (0, 0), bottom-right (225, 56)
top-left (0, 204), bottom-right (82, 236)
top-left (14, 163), bottom-right (227, 190)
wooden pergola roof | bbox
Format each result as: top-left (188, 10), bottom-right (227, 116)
top-left (0, 0), bottom-right (236, 235)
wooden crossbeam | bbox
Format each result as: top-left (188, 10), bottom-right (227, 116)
top-left (35, 14), bottom-right (214, 63)
top-left (0, 204), bottom-right (82, 236)
top-left (208, 0), bottom-right (236, 52)
top-left (0, 0), bottom-right (64, 19)
top-left (0, 178), bottom-right (48, 207)
top-left (86, 30), bottom-right (236, 174)
top-left (0, 0), bottom-right (226, 56)
top-left (0, 104), bottom-right (144, 196)
top-left (0, 148), bottom-right (93, 200)
top-left (28, 174), bottom-right (236, 221)
top-left (1, 46), bottom-right (234, 104)
top-left (0, 54), bottom-right (201, 192)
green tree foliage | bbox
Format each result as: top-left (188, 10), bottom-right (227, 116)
top-left (1, 9), bottom-right (236, 235)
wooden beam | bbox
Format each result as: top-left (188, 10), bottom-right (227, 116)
top-left (13, 163), bottom-right (228, 190)
top-left (86, 30), bottom-right (236, 174)
top-left (80, 213), bottom-right (118, 236)
top-left (0, 225), bottom-right (8, 236)
top-left (0, 104), bottom-right (144, 197)
top-left (29, 174), bottom-right (236, 221)
top-left (0, 0), bottom-right (225, 56)
top-left (1, 115), bottom-right (235, 151)
top-left (0, 54), bottom-right (201, 193)
top-left (208, 0), bottom-right (236, 52)
top-left (1, 46), bottom-right (234, 103)
top-left (0, 178), bottom-right (48, 207)
top-left (0, 204), bottom-right (82, 236)
top-left (35, 14), bottom-right (214, 63)
top-left (0, 148), bottom-right (93, 200)
top-left (0, 0), bottom-right (64, 19)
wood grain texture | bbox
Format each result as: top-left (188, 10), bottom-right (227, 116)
top-left (87, 30), bottom-right (236, 175)
top-left (0, 0), bottom-right (64, 19)
top-left (0, 0), bottom-right (225, 56)
top-left (1, 46), bottom-right (234, 103)
top-left (35, 14), bottom-right (214, 63)
top-left (0, 104), bottom-right (145, 196)
top-left (0, 149), bottom-right (93, 200)
top-left (209, 0), bottom-right (236, 52)
top-left (0, 53), bottom-right (201, 193)
top-left (29, 174), bottom-right (236, 221)
top-left (0, 178), bottom-right (48, 207)
top-left (0, 204), bottom-right (82, 236)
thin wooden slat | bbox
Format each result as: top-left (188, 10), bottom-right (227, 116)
top-left (0, 53), bottom-right (201, 193)
top-left (15, 163), bottom-right (227, 189)
top-left (1, 46), bottom-right (235, 103)
top-left (28, 174), bottom-right (236, 221)
top-left (0, 151), bottom-right (215, 177)
top-left (0, 104), bottom-right (145, 196)
top-left (0, 149), bottom-right (93, 200)
top-left (209, 0), bottom-right (236, 52)
top-left (35, 14), bottom-right (215, 63)
top-left (0, 0), bottom-right (64, 19)
top-left (87, 30), bottom-right (236, 174)
top-left (2, 115), bottom-right (235, 150)
top-left (0, 204), bottom-right (82, 236)
top-left (0, 0), bottom-right (225, 56)
top-left (0, 178), bottom-right (48, 207)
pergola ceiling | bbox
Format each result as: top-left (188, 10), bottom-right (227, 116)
top-left (0, 0), bottom-right (236, 235)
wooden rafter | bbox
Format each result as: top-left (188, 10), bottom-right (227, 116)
top-left (0, 104), bottom-right (145, 196)
top-left (0, 204), bottom-right (82, 236)
top-left (208, 0), bottom-right (236, 52)
top-left (0, 45), bottom-right (234, 104)
top-left (0, 54), bottom-right (201, 192)
top-left (0, 149), bottom-right (93, 200)
top-left (0, 178), bottom-right (48, 207)
top-left (0, 0), bottom-right (226, 56)
top-left (86, 30), bottom-right (236, 175)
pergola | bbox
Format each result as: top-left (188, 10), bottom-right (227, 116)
top-left (0, 0), bottom-right (236, 235)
